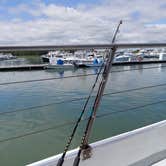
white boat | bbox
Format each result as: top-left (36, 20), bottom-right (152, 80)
top-left (114, 53), bottom-right (144, 62)
top-left (0, 53), bottom-right (16, 61)
top-left (43, 50), bottom-right (103, 69)
top-left (73, 53), bottom-right (104, 68)
top-left (41, 54), bottom-right (49, 62)
top-left (41, 51), bottom-right (60, 63)
top-left (28, 119), bottom-right (166, 166)
top-left (114, 55), bottom-right (131, 62)
top-left (159, 53), bottom-right (166, 60)
top-left (45, 54), bottom-right (75, 69)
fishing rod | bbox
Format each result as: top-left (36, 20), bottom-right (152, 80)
top-left (56, 20), bottom-right (122, 166)
top-left (73, 20), bottom-right (123, 166)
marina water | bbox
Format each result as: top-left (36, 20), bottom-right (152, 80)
top-left (0, 58), bottom-right (166, 165)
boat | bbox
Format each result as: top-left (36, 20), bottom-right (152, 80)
top-left (73, 58), bottom-right (104, 68)
top-left (41, 51), bottom-right (61, 63)
top-left (45, 54), bottom-right (75, 69)
top-left (0, 53), bottom-right (16, 61)
top-left (44, 50), bottom-right (105, 69)
top-left (159, 52), bottom-right (166, 61)
top-left (114, 53), bottom-right (144, 62)
top-left (113, 54), bottom-right (131, 62)
top-left (73, 52), bottom-right (104, 68)
top-left (41, 54), bottom-right (49, 62)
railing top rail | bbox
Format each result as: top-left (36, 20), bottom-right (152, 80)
top-left (0, 43), bottom-right (166, 51)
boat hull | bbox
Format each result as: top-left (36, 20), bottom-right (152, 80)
top-left (73, 62), bottom-right (104, 68)
top-left (41, 57), bottom-right (49, 63)
top-left (45, 64), bottom-right (75, 70)
top-left (27, 120), bottom-right (166, 166)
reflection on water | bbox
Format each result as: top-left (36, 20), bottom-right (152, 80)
top-left (0, 64), bottom-right (166, 165)
top-left (45, 67), bottom-right (101, 78)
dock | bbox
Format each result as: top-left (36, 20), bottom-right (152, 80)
top-left (113, 60), bottom-right (166, 66)
top-left (0, 61), bottom-right (166, 71)
top-left (0, 64), bottom-right (47, 71)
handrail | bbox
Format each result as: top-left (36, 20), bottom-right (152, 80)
top-left (0, 43), bottom-right (166, 51)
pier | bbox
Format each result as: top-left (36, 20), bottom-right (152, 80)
top-left (0, 60), bottom-right (166, 71)
top-left (0, 64), bottom-right (46, 71)
top-left (113, 60), bottom-right (166, 66)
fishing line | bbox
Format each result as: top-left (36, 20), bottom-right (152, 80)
top-left (0, 65), bottom-right (166, 86)
top-left (0, 85), bottom-right (166, 145)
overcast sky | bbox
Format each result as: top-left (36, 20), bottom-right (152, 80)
top-left (0, 0), bottom-right (166, 45)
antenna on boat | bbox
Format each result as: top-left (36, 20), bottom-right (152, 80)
top-left (73, 20), bottom-right (123, 166)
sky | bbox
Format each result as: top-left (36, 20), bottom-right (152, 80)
top-left (0, 0), bottom-right (166, 45)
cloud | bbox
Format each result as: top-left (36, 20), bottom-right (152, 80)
top-left (0, 0), bottom-right (166, 45)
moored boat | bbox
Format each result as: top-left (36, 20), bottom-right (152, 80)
top-left (73, 53), bottom-right (104, 68)
top-left (41, 51), bottom-right (60, 63)
top-left (114, 53), bottom-right (144, 63)
top-left (0, 53), bottom-right (16, 61)
top-left (45, 54), bottom-right (75, 69)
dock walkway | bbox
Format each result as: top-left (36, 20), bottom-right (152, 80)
top-left (0, 61), bottom-right (166, 71)
top-left (0, 64), bottom-right (47, 71)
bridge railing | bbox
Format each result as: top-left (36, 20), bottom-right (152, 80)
top-left (0, 43), bottom-right (166, 52)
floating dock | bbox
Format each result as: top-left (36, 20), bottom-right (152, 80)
top-left (0, 61), bottom-right (166, 71)
top-left (0, 64), bottom-right (47, 71)
top-left (113, 60), bottom-right (166, 66)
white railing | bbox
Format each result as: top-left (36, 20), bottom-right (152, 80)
top-left (0, 43), bottom-right (166, 52)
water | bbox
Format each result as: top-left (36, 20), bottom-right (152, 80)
top-left (0, 61), bottom-right (166, 165)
